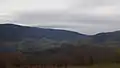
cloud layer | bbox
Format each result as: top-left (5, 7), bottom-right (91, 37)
top-left (0, 0), bottom-right (120, 34)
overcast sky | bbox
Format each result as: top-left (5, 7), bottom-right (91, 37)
top-left (0, 0), bottom-right (120, 35)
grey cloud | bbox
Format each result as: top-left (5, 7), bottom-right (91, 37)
top-left (15, 12), bottom-right (120, 25)
top-left (12, 11), bottom-right (120, 35)
top-left (74, 0), bottom-right (120, 7)
top-left (1, 0), bottom-right (119, 35)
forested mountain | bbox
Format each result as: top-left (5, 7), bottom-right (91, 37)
top-left (92, 31), bottom-right (120, 43)
top-left (1, 23), bottom-right (120, 52)
top-left (0, 23), bottom-right (88, 42)
top-left (1, 23), bottom-right (120, 44)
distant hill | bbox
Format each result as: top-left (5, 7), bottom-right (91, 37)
top-left (1, 23), bottom-right (120, 43)
top-left (0, 23), bottom-right (89, 42)
top-left (92, 31), bottom-right (120, 43)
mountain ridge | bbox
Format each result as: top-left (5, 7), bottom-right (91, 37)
top-left (0, 23), bottom-right (89, 42)
top-left (0, 23), bottom-right (120, 43)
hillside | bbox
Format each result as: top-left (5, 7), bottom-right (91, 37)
top-left (1, 24), bottom-right (120, 67)
top-left (0, 24), bottom-right (88, 42)
top-left (92, 31), bottom-right (120, 43)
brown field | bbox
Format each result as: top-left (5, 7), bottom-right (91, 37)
top-left (12, 63), bottom-right (120, 68)
top-left (68, 63), bottom-right (120, 68)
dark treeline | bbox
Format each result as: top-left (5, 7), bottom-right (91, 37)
top-left (1, 41), bottom-right (120, 68)
top-left (23, 43), bottom-right (120, 66)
